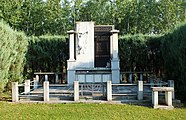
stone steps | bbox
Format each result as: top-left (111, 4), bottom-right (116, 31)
top-left (79, 95), bottom-right (106, 100)
top-left (19, 94), bottom-right (43, 101)
top-left (19, 89), bottom-right (74, 101)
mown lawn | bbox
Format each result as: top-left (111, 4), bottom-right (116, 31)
top-left (0, 102), bottom-right (186, 120)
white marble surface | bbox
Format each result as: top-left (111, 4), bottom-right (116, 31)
top-left (75, 22), bottom-right (94, 68)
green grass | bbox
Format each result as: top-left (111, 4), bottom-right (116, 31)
top-left (0, 102), bottom-right (186, 120)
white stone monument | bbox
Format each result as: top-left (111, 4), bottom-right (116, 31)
top-left (67, 22), bottom-right (120, 84)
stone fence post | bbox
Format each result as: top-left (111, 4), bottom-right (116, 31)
top-left (12, 82), bottom-right (18, 102)
top-left (55, 73), bottom-right (59, 84)
top-left (43, 81), bottom-right (49, 101)
top-left (33, 78), bottom-right (39, 89)
top-left (24, 80), bottom-right (30, 94)
top-left (129, 73), bottom-right (132, 83)
top-left (74, 81), bottom-right (79, 101)
top-left (168, 80), bottom-right (175, 99)
top-left (107, 81), bottom-right (112, 101)
top-left (138, 81), bottom-right (143, 100)
top-left (36, 75), bottom-right (39, 82)
top-left (45, 75), bottom-right (48, 81)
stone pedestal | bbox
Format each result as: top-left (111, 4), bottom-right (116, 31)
top-left (111, 59), bottom-right (120, 83)
top-left (67, 60), bottom-right (76, 85)
top-left (152, 87), bottom-right (174, 109)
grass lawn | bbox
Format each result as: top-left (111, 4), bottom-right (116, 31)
top-left (0, 102), bottom-right (186, 120)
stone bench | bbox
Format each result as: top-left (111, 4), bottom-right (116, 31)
top-left (152, 87), bottom-right (174, 109)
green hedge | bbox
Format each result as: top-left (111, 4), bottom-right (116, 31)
top-left (119, 34), bottom-right (163, 75)
top-left (0, 21), bottom-right (28, 91)
top-left (162, 22), bottom-right (186, 101)
top-left (25, 35), bottom-right (68, 78)
top-left (25, 34), bottom-right (163, 77)
top-left (119, 30), bottom-right (186, 101)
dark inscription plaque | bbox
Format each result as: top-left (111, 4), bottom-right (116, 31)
top-left (94, 26), bottom-right (113, 67)
top-left (94, 26), bottom-right (113, 32)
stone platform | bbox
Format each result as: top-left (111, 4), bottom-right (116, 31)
top-left (12, 80), bottom-right (181, 109)
top-left (19, 83), bottom-right (153, 102)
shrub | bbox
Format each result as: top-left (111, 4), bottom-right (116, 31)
top-left (162, 22), bottom-right (186, 101)
top-left (119, 34), bottom-right (163, 76)
top-left (25, 35), bottom-right (68, 78)
top-left (0, 21), bottom-right (28, 91)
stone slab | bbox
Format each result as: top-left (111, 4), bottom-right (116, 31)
top-left (153, 105), bottom-right (174, 110)
top-left (152, 87), bottom-right (174, 91)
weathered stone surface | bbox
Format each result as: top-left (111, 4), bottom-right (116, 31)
top-left (107, 81), bottom-right (112, 101)
top-left (152, 87), bottom-right (174, 109)
top-left (153, 105), bottom-right (174, 110)
top-left (67, 22), bottom-right (120, 84)
top-left (74, 81), bottom-right (79, 101)
top-left (138, 81), bottom-right (143, 100)
top-left (24, 80), bottom-right (30, 94)
top-left (152, 87), bottom-right (174, 91)
top-left (43, 81), bottom-right (49, 101)
top-left (12, 82), bottom-right (18, 102)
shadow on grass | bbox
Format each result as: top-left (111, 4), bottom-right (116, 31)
top-left (127, 101), bottom-right (186, 109)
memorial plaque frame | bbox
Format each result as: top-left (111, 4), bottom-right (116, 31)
top-left (94, 26), bottom-right (113, 68)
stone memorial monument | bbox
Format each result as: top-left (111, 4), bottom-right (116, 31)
top-left (67, 22), bottom-right (120, 84)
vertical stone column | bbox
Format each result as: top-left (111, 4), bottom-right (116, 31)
top-left (12, 82), bottom-right (19, 102)
top-left (168, 80), bottom-right (175, 99)
top-left (165, 91), bottom-right (173, 106)
top-left (67, 30), bottom-right (76, 85)
top-left (107, 81), bottom-right (112, 101)
top-left (138, 81), bottom-right (143, 100)
top-left (43, 81), bottom-right (49, 102)
top-left (110, 30), bottom-right (120, 83)
top-left (67, 30), bottom-right (75, 61)
top-left (24, 80), bottom-right (30, 94)
top-left (152, 91), bottom-right (158, 107)
top-left (74, 81), bottom-right (79, 101)
top-left (55, 73), bottom-right (59, 84)
top-left (110, 34), bottom-right (113, 59)
top-left (45, 75), bottom-right (48, 81)
top-left (111, 30), bottom-right (119, 59)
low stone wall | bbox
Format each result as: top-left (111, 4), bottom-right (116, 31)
top-left (12, 80), bottom-right (174, 104)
